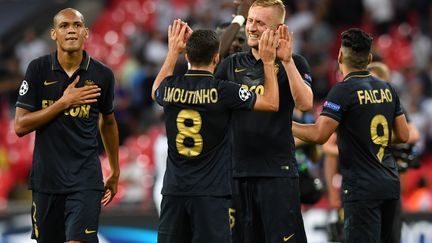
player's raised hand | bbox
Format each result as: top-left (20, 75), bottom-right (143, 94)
top-left (259, 29), bottom-right (277, 64)
top-left (59, 75), bottom-right (101, 108)
top-left (276, 24), bottom-right (294, 63)
top-left (168, 19), bottom-right (191, 54)
top-left (235, 0), bottom-right (255, 18)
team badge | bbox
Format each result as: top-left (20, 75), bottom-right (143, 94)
top-left (239, 87), bottom-right (251, 101)
top-left (19, 80), bottom-right (29, 96)
top-left (84, 80), bottom-right (95, 86)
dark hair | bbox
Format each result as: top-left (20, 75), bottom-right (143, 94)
top-left (186, 29), bottom-right (219, 66)
top-left (53, 8), bottom-right (85, 28)
top-left (340, 28), bottom-right (373, 69)
top-left (341, 28), bottom-right (372, 52)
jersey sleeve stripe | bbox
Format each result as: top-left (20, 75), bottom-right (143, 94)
top-left (16, 102), bottom-right (37, 111)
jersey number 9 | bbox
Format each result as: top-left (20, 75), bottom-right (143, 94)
top-left (370, 114), bottom-right (389, 162)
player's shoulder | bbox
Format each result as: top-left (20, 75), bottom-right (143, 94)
top-left (292, 53), bottom-right (307, 62)
top-left (214, 77), bottom-right (234, 87)
top-left (89, 57), bottom-right (114, 76)
top-left (158, 75), bottom-right (185, 89)
top-left (28, 54), bottom-right (51, 69)
top-left (292, 53), bottom-right (311, 67)
top-left (328, 79), bottom-right (354, 95)
top-left (291, 53), bottom-right (311, 73)
top-left (224, 51), bottom-right (250, 62)
top-left (165, 74), bottom-right (184, 83)
top-left (369, 75), bottom-right (390, 86)
top-left (230, 51), bottom-right (249, 58)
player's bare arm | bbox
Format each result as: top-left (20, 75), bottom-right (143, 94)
top-left (392, 114), bottom-right (409, 143)
top-left (292, 115), bottom-right (339, 144)
top-left (99, 113), bottom-right (120, 206)
top-left (151, 19), bottom-right (192, 101)
top-left (14, 75), bottom-right (100, 137)
top-left (253, 29), bottom-right (279, 111)
top-left (277, 25), bottom-right (313, 111)
top-left (406, 122), bottom-right (420, 144)
top-left (322, 133), bottom-right (338, 156)
top-left (219, 0), bottom-right (254, 57)
top-left (322, 133), bottom-right (341, 208)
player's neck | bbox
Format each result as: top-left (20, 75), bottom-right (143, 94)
top-left (189, 65), bottom-right (215, 73)
top-left (341, 65), bottom-right (365, 79)
top-left (252, 48), bottom-right (260, 60)
top-left (57, 50), bottom-right (83, 77)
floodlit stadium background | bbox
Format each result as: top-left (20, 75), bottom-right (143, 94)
top-left (0, 0), bottom-right (432, 242)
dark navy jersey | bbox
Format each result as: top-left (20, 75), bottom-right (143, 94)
top-left (16, 51), bottom-right (115, 193)
top-left (321, 71), bottom-right (404, 201)
top-left (154, 70), bottom-right (257, 196)
top-left (215, 51), bottom-right (312, 178)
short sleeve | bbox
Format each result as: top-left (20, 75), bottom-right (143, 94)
top-left (99, 68), bottom-right (115, 114)
top-left (218, 80), bottom-right (256, 110)
top-left (320, 84), bottom-right (347, 122)
top-left (292, 54), bottom-right (312, 87)
top-left (154, 78), bottom-right (168, 106)
top-left (15, 60), bottom-right (40, 111)
top-left (389, 84), bottom-right (404, 118)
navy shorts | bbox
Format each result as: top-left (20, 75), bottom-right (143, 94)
top-left (231, 177), bottom-right (307, 243)
top-left (31, 190), bottom-right (103, 243)
top-left (158, 195), bottom-right (231, 243)
top-left (344, 199), bottom-right (398, 243)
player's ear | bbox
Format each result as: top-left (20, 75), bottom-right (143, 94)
top-left (84, 27), bottom-right (89, 39)
top-left (368, 53), bottom-right (372, 65)
top-left (337, 49), bottom-right (342, 64)
top-left (50, 28), bottom-right (56, 41)
top-left (185, 53), bottom-right (190, 63)
top-left (214, 53), bottom-right (220, 65)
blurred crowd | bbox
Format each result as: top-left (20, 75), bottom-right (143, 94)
top-left (0, 0), bottom-right (432, 213)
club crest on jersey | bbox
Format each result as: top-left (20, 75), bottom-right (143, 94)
top-left (19, 80), bottom-right (29, 96)
top-left (84, 80), bottom-right (95, 86)
top-left (323, 101), bottom-right (340, 111)
top-left (239, 87), bottom-right (251, 101)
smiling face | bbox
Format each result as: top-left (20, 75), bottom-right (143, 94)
top-left (51, 9), bottom-right (88, 53)
top-left (230, 28), bottom-right (246, 54)
top-left (245, 5), bottom-right (283, 49)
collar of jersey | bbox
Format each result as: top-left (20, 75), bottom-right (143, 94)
top-left (51, 50), bottom-right (91, 71)
top-left (343, 70), bottom-right (371, 82)
top-left (184, 70), bottom-right (214, 77)
top-left (244, 49), bottom-right (275, 64)
top-left (246, 49), bottom-right (260, 63)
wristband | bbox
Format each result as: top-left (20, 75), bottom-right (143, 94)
top-left (231, 15), bottom-right (246, 26)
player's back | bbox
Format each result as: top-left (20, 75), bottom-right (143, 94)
top-left (323, 71), bottom-right (403, 201)
top-left (155, 70), bottom-right (256, 196)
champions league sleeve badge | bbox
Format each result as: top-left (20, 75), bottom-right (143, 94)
top-left (19, 80), bottom-right (29, 96)
top-left (239, 86), bottom-right (251, 101)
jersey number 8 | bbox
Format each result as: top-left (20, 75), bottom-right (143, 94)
top-left (176, 109), bottom-right (203, 157)
top-left (370, 114), bottom-right (389, 162)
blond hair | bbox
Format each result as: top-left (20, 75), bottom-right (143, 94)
top-left (251, 0), bottom-right (286, 24)
top-left (367, 62), bottom-right (390, 82)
